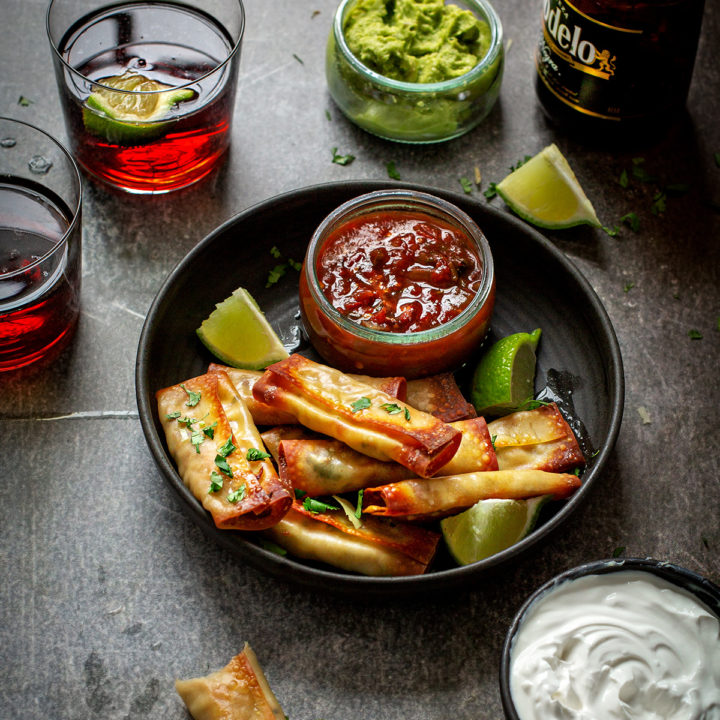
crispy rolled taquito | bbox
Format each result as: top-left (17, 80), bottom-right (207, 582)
top-left (175, 643), bottom-right (285, 720)
top-left (270, 417), bottom-right (498, 496)
top-left (156, 371), bottom-right (292, 530)
top-left (405, 373), bottom-right (477, 422)
top-left (252, 354), bottom-right (461, 477)
top-left (210, 363), bottom-right (407, 426)
top-left (362, 469), bottom-right (582, 521)
top-left (488, 402), bottom-right (585, 472)
top-left (263, 501), bottom-right (439, 576)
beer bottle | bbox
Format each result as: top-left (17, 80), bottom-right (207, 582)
top-left (535, 0), bottom-right (705, 140)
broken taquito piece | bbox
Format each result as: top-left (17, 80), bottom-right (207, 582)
top-left (156, 370), bottom-right (292, 530)
top-left (252, 354), bottom-right (461, 478)
top-left (405, 372), bottom-right (477, 422)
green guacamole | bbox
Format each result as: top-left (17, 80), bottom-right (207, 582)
top-left (343, 0), bottom-right (492, 83)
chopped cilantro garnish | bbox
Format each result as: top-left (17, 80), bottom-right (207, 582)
top-left (303, 497), bottom-right (339, 513)
top-left (714, 152), bottom-right (720, 168)
top-left (292, 53), bottom-right (304, 64)
top-left (191, 428), bottom-right (204, 453)
top-left (651, 191), bottom-right (667, 215)
top-left (266, 263), bottom-right (288, 288)
top-left (177, 415), bottom-right (197, 428)
top-left (459, 176), bottom-right (473, 194)
top-left (215, 455), bottom-right (233, 478)
top-left (166, 411), bottom-right (181, 420)
top-left (355, 489), bottom-right (364, 519)
top-left (404, 407), bottom-right (411, 421)
top-left (208, 471), bottom-right (224, 493)
top-left (490, 434), bottom-right (497, 451)
top-left (227, 485), bottom-right (247, 503)
top-left (270, 245), bottom-right (282, 259)
top-left (381, 402), bottom-right (403, 415)
top-left (260, 539), bottom-right (287, 556)
top-left (618, 169), bottom-right (629, 188)
top-left (18, 96), bottom-right (32, 107)
top-left (483, 182), bottom-right (498, 200)
top-left (203, 421), bottom-right (217, 439)
top-left (217, 436), bottom-right (236, 457)
top-left (623, 282), bottom-right (635, 293)
top-left (246, 447), bottom-right (271, 461)
top-left (688, 329), bottom-right (703, 340)
top-left (325, 109), bottom-right (331, 121)
top-left (331, 147), bottom-right (355, 166)
top-left (288, 258), bottom-right (302, 271)
top-left (620, 211), bottom-right (640, 232)
top-left (294, 489), bottom-right (307, 499)
top-left (521, 399), bottom-right (551, 410)
top-left (351, 396), bottom-right (371, 413)
top-left (386, 160), bottom-right (401, 180)
top-left (612, 546), bottom-right (626, 558)
top-left (510, 155), bottom-right (532, 172)
top-left (180, 383), bottom-right (201, 407)
top-left (602, 225), bottom-right (619, 237)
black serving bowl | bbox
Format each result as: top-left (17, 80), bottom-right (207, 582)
top-left (135, 180), bottom-right (624, 597)
top-left (499, 557), bottom-right (720, 719)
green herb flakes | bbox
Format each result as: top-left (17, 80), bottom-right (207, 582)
top-left (166, 411), bottom-right (181, 420)
top-left (292, 53), bottom-right (304, 65)
top-left (355, 489), bottom-right (364, 519)
top-left (227, 485), bottom-right (247, 504)
top-left (218, 436), bottom-right (236, 457)
top-left (266, 263), bottom-right (288, 288)
top-left (483, 182), bottom-right (498, 200)
top-left (18, 96), bottom-right (32, 107)
top-left (270, 246), bottom-right (282, 259)
top-left (490, 434), bottom-right (497, 451)
top-left (651, 190), bottom-right (667, 215)
top-left (261, 539), bottom-right (287, 556)
top-left (180, 383), bottom-right (201, 407)
top-left (612, 546), bottom-right (626, 558)
top-left (386, 160), bottom-right (401, 180)
top-left (294, 489), bottom-right (307, 499)
top-left (623, 282), bottom-right (635, 293)
top-left (208, 471), bottom-right (224, 493)
top-left (381, 402), bottom-right (403, 415)
top-left (203, 422), bottom-right (217, 439)
top-left (618, 169), bottom-right (629, 188)
top-left (331, 147), bottom-right (355, 166)
top-left (602, 225), bottom-right (620, 237)
top-left (459, 176), bottom-right (473, 194)
top-left (510, 155), bottom-right (532, 172)
top-left (288, 258), bottom-right (302, 271)
top-left (246, 448), bottom-right (271, 461)
top-left (688, 329), bottom-right (703, 340)
top-left (404, 407), bottom-right (411, 421)
top-left (303, 497), bottom-right (339, 513)
top-left (621, 211), bottom-right (640, 232)
top-left (351, 396), bottom-right (371, 413)
top-left (191, 428), bottom-right (205, 453)
top-left (215, 455), bottom-right (233, 478)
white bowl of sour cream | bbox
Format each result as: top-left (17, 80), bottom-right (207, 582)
top-left (500, 558), bottom-right (720, 720)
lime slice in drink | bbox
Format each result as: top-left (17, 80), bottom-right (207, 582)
top-left (197, 287), bottom-right (290, 370)
top-left (470, 328), bottom-right (541, 417)
top-left (83, 72), bottom-right (195, 145)
top-left (495, 144), bottom-right (601, 229)
top-left (441, 496), bottom-right (551, 565)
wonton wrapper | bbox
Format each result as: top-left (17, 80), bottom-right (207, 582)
top-left (362, 469), bottom-right (582, 521)
top-left (156, 371), bottom-right (292, 530)
top-left (252, 354), bottom-right (460, 477)
top-left (488, 402), bottom-right (585, 472)
top-left (405, 373), bottom-right (477, 422)
top-left (211, 364), bottom-right (407, 427)
top-left (264, 502), bottom-right (439, 576)
top-left (266, 417), bottom-right (497, 497)
top-left (175, 643), bottom-right (285, 720)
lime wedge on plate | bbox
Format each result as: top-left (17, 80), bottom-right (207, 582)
top-left (471, 329), bottom-right (541, 417)
top-left (83, 72), bottom-right (195, 145)
top-left (197, 287), bottom-right (289, 370)
top-left (496, 144), bottom-right (601, 229)
top-left (441, 496), bottom-right (551, 565)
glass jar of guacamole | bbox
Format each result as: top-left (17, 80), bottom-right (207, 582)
top-left (326, 0), bottom-right (504, 144)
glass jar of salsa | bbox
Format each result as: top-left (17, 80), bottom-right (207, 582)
top-left (299, 190), bottom-right (495, 378)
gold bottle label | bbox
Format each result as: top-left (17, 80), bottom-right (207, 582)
top-left (536, 0), bottom-right (644, 121)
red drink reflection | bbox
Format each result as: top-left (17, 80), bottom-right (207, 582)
top-left (0, 178), bottom-right (80, 371)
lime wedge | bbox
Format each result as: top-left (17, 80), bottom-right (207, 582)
top-left (470, 329), bottom-right (541, 417)
top-left (197, 287), bottom-right (290, 370)
top-left (495, 144), bottom-right (601, 229)
top-left (441, 496), bottom-right (550, 565)
top-left (83, 72), bottom-right (195, 145)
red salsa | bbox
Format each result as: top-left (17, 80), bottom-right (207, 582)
top-left (316, 210), bottom-right (484, 333)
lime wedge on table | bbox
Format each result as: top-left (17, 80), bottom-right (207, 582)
top-left (470, 329), bottom-right (541, 417)
top-left (441, 496), bottom-right (551, 565)
top-left (83, 72), bottom-right (195, 145)
top-left (197, 287), bottom-right (289, 370)
top-left (495, 144), bottom-right (601, 229)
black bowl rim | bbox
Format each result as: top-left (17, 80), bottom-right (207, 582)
top-left (135, 179), bottom-right (625, 597)
top-left (499, 557), bottom-right (720, 719)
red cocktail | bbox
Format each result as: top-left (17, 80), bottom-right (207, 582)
top-left (47, 0), bottom-right (244, 194)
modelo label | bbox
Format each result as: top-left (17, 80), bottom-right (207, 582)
top-left (536, 0), bottom-right (645, 121)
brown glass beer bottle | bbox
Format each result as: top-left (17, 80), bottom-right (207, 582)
top-left (535, 0), bottom-right (705, 140)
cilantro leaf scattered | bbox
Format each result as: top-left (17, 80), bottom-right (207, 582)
top-left (246, 447), bottom-right (271, 461)
top-left (266, 263), bottom-right (288, 287)
top-left (260, 539), bottom-right (287, 556)
top-left (191, 428), bottom-right (205, 453)
top-left (292, 53), bottom-right (304, 64)
top-left (612, 546), bottom-right (626, 558)
top-left (18, 96), bottom-right (32, 107)
top-left (355, 489), bottom-right (364, 519)
top-left (270, 246), bottom-right (282, 259)
top-left (459, 176), bottom-right (473, 194)
top-left (227, 485), bottom-right (247, 503)
top-left (490, 434), bottom-right (497, 451)
top-left (714, 152), bottom-right (720, 168)
top-left (651, 191), bottom-right (667, 215)
top-left (688, 329), bottom-right (703, 340)
top-left (621, 211), bottom-right (640, 232)
top-left (294, 489), bottom-right (307, 499)
top-left (166, 411), bottom-right (181, 420)
top-left (623, 282), bottom-right (635, 293)
top-left (404, 407), bottom-right (411, 421)
top-left (483, 182), bottom-right (498, 200)
top-left (331, 147), bottom-right (355, 166)
top-left (381, 402), bottom-right (403, 415)
top-left (208, 471), bottom-right (224, 493)
top-left (203, 421), bottom-right (217, 439)
top-left (325, 109), bottom-right (332, 121)
top-left (303, 497), bottom-right (339, 513)
top-left (217, 436), bottom-right (236, 458)
top-left (618, 169), bottom-right (629, 188)
top-left (288, 258), bottom-right (302, 271)
top-left (180, 383), bottom-right (201, 407)
top-left (215, 455), bottom-right (233, 478)
top-left (351, 396), bottom-right (371, 413)
top-left (602, 225), bottom-right (619, 237)
top-left (386, 160), bottom-right (401, 180)
top-left (510, 155), bottom-right (532, 172)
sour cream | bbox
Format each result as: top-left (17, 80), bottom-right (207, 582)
top-left (509, 570), bottom-right (720, 720)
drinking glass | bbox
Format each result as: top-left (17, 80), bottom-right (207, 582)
top-left (46, 0), bottom-right (245, 194)
top-left (0, 117), bottom-right (82, 372)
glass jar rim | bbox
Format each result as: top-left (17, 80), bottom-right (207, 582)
top-left (45, 0), bottom-right (246, 94)
top-left (0, 116), bottom-right (82, 280)
top-left (304, 188), bottom-right (495, 346)
top-left (332, 0), bottom-right (504, 93)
